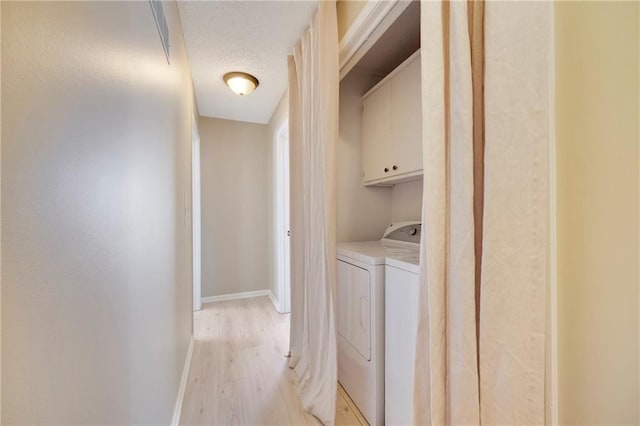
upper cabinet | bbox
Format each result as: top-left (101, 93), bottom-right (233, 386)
top-left (362, 51), bottom-right (422, 186)
top-left (362, 83), bottom-right (392, 182)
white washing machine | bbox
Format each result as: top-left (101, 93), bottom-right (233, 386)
top-left (336, 221), bottom-right (421, 426)
top-left (385, 254), bottom-right (420, 425)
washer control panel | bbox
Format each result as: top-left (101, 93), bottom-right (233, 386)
top-left (382, 221), bottom-right (421, 244)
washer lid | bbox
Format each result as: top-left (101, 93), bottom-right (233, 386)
top-left (386, 255), bottom-right (420, 274)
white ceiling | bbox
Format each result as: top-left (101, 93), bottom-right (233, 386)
top-left (177, 1), bottom-right (318, 124)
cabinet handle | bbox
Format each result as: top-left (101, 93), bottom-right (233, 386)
top-left (384, 167), bottom-right (389, 173)
top-left (392, 165), bottom-right (398, 171)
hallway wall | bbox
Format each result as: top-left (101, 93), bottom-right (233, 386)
top-left (555, 2), bottom-right (639, 423)
top-left (1, 1), bottom-right (195, 423)
top-left (199, 117), bottom-right (269, 298)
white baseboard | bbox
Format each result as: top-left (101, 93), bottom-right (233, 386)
top-left (201, 289), bottom-right (270, 304)
top-left (268, 290), bottom-right (281, 313)
top-left (172, 337), bottom-right (194, 426)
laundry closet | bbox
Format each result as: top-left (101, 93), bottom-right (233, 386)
top-left (336, 1), bottom-right (422, 243)
top-left (336, 2), bottom-right (422, 424)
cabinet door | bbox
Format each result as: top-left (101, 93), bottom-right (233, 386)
top-left (391, 55), bottom-right (423, 176)
top-left (362, 83), bottom-right (392, 183)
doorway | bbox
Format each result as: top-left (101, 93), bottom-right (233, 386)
top-left (192, 115), bottom-right (202, 312)
top-left (275, 122), bottom-right (291, 314)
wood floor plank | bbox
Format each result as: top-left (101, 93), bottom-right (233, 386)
top-left (180, 296), bottom-right (366, 426)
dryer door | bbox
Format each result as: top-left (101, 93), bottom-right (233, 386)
top-left (337, 260), bottom-right (371, 361)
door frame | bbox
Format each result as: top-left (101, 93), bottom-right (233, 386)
top-left (275, 121), bottom-right (291, 314)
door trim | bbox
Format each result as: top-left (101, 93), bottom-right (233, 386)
top-left (191, 115), bottom-right (201, 312)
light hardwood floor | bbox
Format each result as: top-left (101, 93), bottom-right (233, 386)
top-left (180, 296), bottom-right (367, 425)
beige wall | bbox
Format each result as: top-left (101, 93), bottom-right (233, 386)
top-left (336, 0), bottom-right (367, 41)
top-left (1, 1), bottom-right (194, 423)
top-left (267, 93), bottom-right (289, 304)
top-left (199, 117), bottom-right (269, 298)
top-left (555, 2), bottom-right (639, 424)
top-left (1, 2), bottom-right (3, 421)
top-left (338, 72), bottom-right (393, 242)
top-left (391, 180), bottom-right (423, 223)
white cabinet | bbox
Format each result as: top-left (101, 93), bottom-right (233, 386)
top-left (362, 50), bottom-right (422, 186)
top-left (385, 265), bottom-right (419, 426)
top-left (391, 56), bottom-right (423, 178)
top-left (362, 84), bottom-right (392, 182)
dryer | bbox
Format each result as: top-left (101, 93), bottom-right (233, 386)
top-left (336, 221), bottom-right (421, 426)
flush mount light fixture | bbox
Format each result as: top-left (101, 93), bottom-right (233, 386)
top-left (223, 71), bottom-right (259, 96)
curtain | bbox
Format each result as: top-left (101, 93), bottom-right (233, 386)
top-left (414, 1), bottom-right (551, 424)
top-left (287, 2), bottom-right (339, 424)
top-left (480, 2), bottom-right (550, 422)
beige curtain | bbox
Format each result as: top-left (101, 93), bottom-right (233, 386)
top-left (414, 1), bottom-right (551, 424)
top-left (287, 2), bottom-right (339, 424)
top-left (480, 2), bottom-right (550, 422)
top-left (414, 1), bottom-right (482, 424)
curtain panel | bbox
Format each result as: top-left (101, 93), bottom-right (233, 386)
top-left (414, 1), bottom-right (551, 424)
top-left (287, 2), bottom-right (339, 424)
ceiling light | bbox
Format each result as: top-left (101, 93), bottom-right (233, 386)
top-left (223, 72), bottom-right (259, 96)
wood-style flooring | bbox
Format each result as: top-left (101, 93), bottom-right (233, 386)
top-left (180, 296), bottom-right (367, 425)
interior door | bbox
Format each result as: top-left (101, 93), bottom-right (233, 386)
top-left (277, 122), bottom-right (291, 314)
top-left (337, 260), bottom-right (371, 361)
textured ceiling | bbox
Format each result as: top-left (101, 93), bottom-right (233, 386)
top-left (178, 1), bottom-right (318, 124)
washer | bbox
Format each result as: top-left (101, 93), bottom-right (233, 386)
top-left (385, 252), bottom-right (420, 425)
top-left (336, 221), bottom-right (421, 426)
